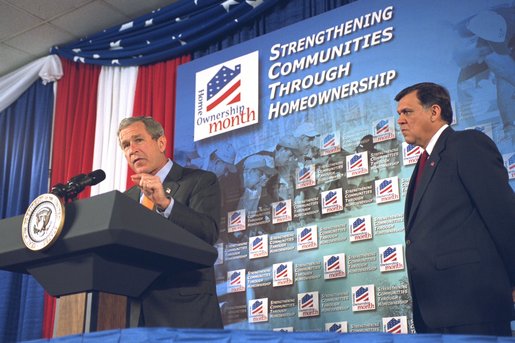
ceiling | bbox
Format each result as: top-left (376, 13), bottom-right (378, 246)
top-left (0, 0), bottom-right (177, 77)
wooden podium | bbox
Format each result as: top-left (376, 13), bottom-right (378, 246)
top-left (0, 191), bottom-right (218, 337)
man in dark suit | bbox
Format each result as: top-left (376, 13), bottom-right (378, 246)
top-left (118, 116), bottom-right (223, 329)
top-left (395, 82), bottom-right (515, 336)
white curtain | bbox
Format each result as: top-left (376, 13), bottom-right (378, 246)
top-left (90, 65), bottom-right (139, 196)
top-left (0, 55), bottom-right (63, 113)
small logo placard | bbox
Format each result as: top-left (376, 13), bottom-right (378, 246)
top-left (298, 291), bottom-right (320, 318)
top-left (228, 209), bottom-right (246, 233)
top-left (249, 234), bottom-right (268, 259)
top-left (402, 142), bottom-right (423, 166)
top-left (273, 262), bottom-right (294, 287)
top-left (320, 132), bottom-right (341, 156)
top-left (297, 225), bottom-right (318, 251)
top-left (248, 298), bottom-right (269, 323)
top-left (346, 152), bottom-right (369, 178)
top-left (352, 284), bottom-right (376, 312)
top-left (379, 245), bottom-right (405, 272)
top-left (375, 177), bottom-right (400, 204)
top-left (383, 316), bottom-right (408, 334)
top-left (320, 188), bottom-right (344, 214)
top-left (373, 117), bottom-right (395, 142)
top-left (323, 254), bottom-right (346, 279)
top-left (227, 269), bottom-right (246, 293)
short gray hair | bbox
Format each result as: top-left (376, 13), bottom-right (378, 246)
top-left (117, 116), bottom-right (164, 140)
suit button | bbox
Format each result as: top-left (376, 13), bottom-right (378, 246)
top-left (406, 239), bottom-right (411, 246)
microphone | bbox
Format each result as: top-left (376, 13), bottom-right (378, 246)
top-left (50, 183), bottom-right (67, 198)
top-left (51, 169), bottom-right (106, 200)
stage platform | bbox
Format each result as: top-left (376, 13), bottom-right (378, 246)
top-left (25, 328), bottom-right (515, 342)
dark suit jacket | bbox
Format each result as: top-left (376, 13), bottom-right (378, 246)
top-left (126, 162), bottom-right (223, 328)
top-left (405, 127), bottom-right (515, 330)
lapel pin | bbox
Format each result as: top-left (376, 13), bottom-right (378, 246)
top-left (165, 187), bottom-right (171, 195)
top-left (430, 161), bottom-right (435, 167)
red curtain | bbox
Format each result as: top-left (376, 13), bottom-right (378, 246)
top-left (42, 55), bottom-right (190, 337)
top-left (42, 58), bottom-right (101, 338)
top-left (126, 55), bottom-right (191, 189)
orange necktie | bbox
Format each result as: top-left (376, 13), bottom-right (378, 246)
top-left (141, 195), bottom-right (155, 210)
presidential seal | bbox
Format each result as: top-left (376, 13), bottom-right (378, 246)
top-left (22, 193), bottom-right (65, 251)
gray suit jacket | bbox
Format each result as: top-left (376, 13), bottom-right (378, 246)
top-left (126, 162), bottom-right (223, 328)
top-left (404, 127), bottom-right (515, 329)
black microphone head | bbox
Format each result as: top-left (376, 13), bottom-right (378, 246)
top-left (69, 174), bottom-right (87, 183)
top-left (50, 183), bottom-right (67, 197)
top-left (88, 169), bottom-right (106, 186)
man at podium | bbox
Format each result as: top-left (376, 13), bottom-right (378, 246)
top-left (118, 116), bottom-right (223, 329)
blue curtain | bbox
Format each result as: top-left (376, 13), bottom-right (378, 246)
top-left (193, 0), bottom-right (356, 59)
top-left (0, 80), bottom-right (54, 342)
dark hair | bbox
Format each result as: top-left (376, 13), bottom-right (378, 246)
top-left (394, 82), bottom-right (453, 124)
top-left (117, 116), bottom-right (164, 140)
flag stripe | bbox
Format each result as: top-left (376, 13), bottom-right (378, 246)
top-left (207, 79), bottom-right (241, 111)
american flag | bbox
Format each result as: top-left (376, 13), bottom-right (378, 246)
top-left (352, 217), bottom-right (366, 233)
top-left (252, 237), bottom-right (263, 251)
top-left (230, 271), bottom-right (241, 285)
top-left (375, 119), bottom-right (390, 134)
top-left (327, 256), bottom-right (340, 271)
top-left (301, 294), bottom-right (314, 309)
top-left (298, 167), bottom-right (312, 181)
top-left (206, 65), bottom-right (241, 112)
top-left (355, 287), bottom-right (369, 302)
top-left (300, 228), bottom-right (312, 242)
top-left (323, 133), bottom-right (336, 148)
top-left (350, 154), bottom-right (363, 169)
top-left (383, 247), bottom-right (397, 263)
top-left (230, 211), bottom-right (242, 225)
top-left (509, 154), bottom-right (515, 170)
top-left (275, 202), bottom-right (287, 216)
top-left (324, 191), bottom-right (337, 206)
top-left (52, 0), bottom-right (281, 67)
top-left (379, 179), bottom-right (393, 194)
top-left (386, 318), bottom-right (402, 333)
top-left (276, 264), bottom-right (288, 278)
top-left (251, 300), bottom-right (263, 315)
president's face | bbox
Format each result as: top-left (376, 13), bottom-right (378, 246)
top-left (396, 91), bottom-right (434, 149)
top-left (119, 121), bottom-right (167, 175)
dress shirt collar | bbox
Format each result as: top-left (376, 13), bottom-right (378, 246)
top-left (155, 159), bottom-right (173, 183)
top-left (424, 124), bottom-right (449, 156)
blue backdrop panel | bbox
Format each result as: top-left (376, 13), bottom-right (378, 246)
top-left (174, 0), bottom-right (514, 333)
